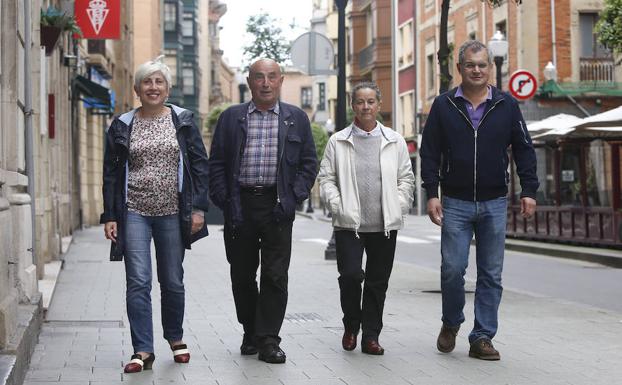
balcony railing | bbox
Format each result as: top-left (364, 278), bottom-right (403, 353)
top-left (580, 57), bottom-right (615, 83)
top-left (358, 40), bottom-right (375, 71)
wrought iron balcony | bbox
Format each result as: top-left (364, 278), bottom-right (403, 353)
top-left (580, 57), bottom-right (615, 83)
top-left (358, 40), bottom-right (375, 71)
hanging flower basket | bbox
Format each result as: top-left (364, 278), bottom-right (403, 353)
top-left (40, 6), bottom-right (82, 56)
top-left (41, 25), bottom-right (62, 56)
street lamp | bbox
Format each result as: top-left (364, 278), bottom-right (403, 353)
top-left (324, 0), bottom-right (348, 260)
top-left (488, 30), bottom-right (508, 90)
top-left (543, 61), bottom-right (558, 82)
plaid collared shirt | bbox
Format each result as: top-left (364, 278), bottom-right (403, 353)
top-left (238, 101), bottom-right (280, 187)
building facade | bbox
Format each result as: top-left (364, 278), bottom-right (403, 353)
top-left (133, 0), bottom-right (163, 108)
top-left (348, 0), bottom-right (393, 124)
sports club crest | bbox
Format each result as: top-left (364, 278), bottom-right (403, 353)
top-left (74, 0), bottom-right (120, 39)
top-left (86, 0), bottom-right (109, 34)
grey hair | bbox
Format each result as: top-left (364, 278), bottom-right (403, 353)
top-left (134, 55), bottom-right (172, 90)
top-left (350, 81), bottom-right (382, 103)
top-left (458, 40), bottom-right (493, 64)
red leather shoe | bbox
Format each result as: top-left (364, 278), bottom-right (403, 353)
top-left (342, 331), bottom-right (357, 351)
top-left (124, 353), bottom-right (155, 373)
top-left (171, 343), bottom-right (190, 363)
top-left (361, 339), bottom-right (385, 355)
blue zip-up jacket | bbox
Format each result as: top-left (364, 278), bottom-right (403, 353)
top-left (208, 101), bottom-right (318, 227)
top-left (420, 86), bottom-right (539, 202)
top-left (100, 104), bottom-right (210, 260)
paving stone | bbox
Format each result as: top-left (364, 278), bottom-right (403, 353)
top-left (23, 224), bottom-right (622, 385)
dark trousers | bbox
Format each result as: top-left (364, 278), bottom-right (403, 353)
top-left (335, 230), bottom-right (397, 342)
top-left (223, 189), bottom-right (292, 347)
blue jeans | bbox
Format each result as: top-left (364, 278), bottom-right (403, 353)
top-left (440, 195), bottom-right (507, 343)
top-left (124, 211), bottom-right (185, 353)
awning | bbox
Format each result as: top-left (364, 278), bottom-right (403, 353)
top-left (527, 113), bottom-right (582, 136)
top-left (74, 75), bottom-right (112, 110)
top-left (539, 80), bottom-right (622, 97)
top-left (573, 106), bottom-right (622, 129)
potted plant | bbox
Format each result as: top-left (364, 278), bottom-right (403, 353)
top-left (40, 6), bottom-right (82, 56)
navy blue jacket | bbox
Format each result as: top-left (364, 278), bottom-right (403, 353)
top-left (208, 101), bottom-right (318, 226)
top-left (101, 105), bottom-right (210, 260)
top-left (420, 87), bottom-right (539, 202)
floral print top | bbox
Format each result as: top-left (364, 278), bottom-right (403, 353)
top-left (126, 110), bottom-right (180, 216)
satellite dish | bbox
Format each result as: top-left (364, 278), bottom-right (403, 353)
top-left (290, 32), bottom-right (336, 75)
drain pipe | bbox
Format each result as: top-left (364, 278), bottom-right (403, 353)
top-left (24, 0), bottom-right (37, 270)
top-left (550, 0), bottom-right (557, 67)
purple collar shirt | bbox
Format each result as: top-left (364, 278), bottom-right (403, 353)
top-left (455, 85), bottom-right (492, 129)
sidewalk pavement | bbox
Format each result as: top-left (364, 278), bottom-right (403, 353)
top-left (24, 219), bottom-right (622, 385)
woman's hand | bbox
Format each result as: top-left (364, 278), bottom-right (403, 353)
top-left (104, 221), bottom-right (118, 242)
top-left (191, 211), bottom-right (205, 234)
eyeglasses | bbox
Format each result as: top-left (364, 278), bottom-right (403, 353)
top-left (462, 62), bottom-right (489, 70)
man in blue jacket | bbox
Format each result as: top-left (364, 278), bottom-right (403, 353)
top-left (420, 40), bottom-right (538, 361)
top-left (208, 59), bottom-right (318, 364)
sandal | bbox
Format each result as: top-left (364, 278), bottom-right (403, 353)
top-left (124, 353), bottom-right (155, 373)
top-left (171, 343), bottom-right (190, 363)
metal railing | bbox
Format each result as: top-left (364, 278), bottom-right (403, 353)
top-left (580, 57), bottom-right (615, 83)
top-left (507, 205), bottom-right (622, 247)
top-left (358, 40), bottom-right (375, 71)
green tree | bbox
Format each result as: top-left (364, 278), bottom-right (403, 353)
top-left (242, 13), bottom-right (290, 68)
top-left (438, 0), bottom-right (522, 93)
top-left (595, 0), bottom-right (622, 60)
top-left (205, 104), bottom-right (231, 134)
top-left (311, 122), bottom-right (329, 163)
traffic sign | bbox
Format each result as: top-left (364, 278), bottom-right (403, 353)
top-left (508, 70), bottom-right (538, 100)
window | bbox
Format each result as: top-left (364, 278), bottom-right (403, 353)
top-left (301, 87), bottom-right (312, 109)
top-left (365, 6), bottom-right (373, 45)
top-left (469, 31), bottom-right (476, 40)
top-left (579, 13), bottom-right (610, 58)
top-left (399, 92), bottom-right (414, 137)
top-left (182, 67), bottom-right (194, 95)
top-left (317, 83), bottom-right (326, 111)
top-left (398, 21), bottom-right (414, 68)
top-left (182, 14), bottom-right (193, 37)
top-left (163, 51), bottom-right (177, 86)
top-left (164, 3), bottom-right (177, 31)
top-left (427, 54), bottom-right (435, 93)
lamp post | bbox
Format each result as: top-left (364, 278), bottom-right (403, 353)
top-left (543, 61), bottom-right (558, 82)
top-left (488, 30), bottom-right (508, 90)
top-left (324, 0), bottom-right (348, 260)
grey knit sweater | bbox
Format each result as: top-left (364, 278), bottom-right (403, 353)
top-left (353, 135), bottom-right (383, 232)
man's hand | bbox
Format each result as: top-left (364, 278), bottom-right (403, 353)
top-left (427, 198), bottom-right (443, 226)
top-left (104, 221), bottom-right (117, 242)
top-left (191, 211), bottom-right (205, 234)
top-left (520, 197), bottom-right (536, 219)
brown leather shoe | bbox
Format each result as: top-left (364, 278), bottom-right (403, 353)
top-left (469, 338), bottom-right (500, 360)
top-left (437, 324), bottom-right (460, 353)
top-left (342, 331), bottom-right (357, 351)
top-left (361, 339), bottom-right (384, 355)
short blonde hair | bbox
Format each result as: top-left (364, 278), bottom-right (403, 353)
top-left (134, 55), bottom-right (172, 90)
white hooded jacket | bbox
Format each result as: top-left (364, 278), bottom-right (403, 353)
top-left (318, 122), bottom-right (415, 234)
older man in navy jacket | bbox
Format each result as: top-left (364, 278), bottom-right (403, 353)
top-left (420, 41), bottom-right (539, 361)
top-left (208, 59), bottom-right (317, 364)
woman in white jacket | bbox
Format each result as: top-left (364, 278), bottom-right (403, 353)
top-left (318, 82), bottom-right (415, 355)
